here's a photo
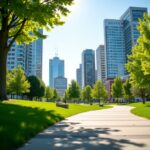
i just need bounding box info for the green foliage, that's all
[126,14,150,89]
[45,86,53,101]
[81,85,92,103]
[7,65,30,95]
[123,79,133,101]
[0,100,112,149]
[67,80,80,100]
[111,76,123,101]
[53,89,60,100]
[92,80,108,104]
[27,76,45,99]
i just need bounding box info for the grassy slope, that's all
[128,102,150,119]
[0,100,112,150]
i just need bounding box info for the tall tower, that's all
[49,56,64,88]
[76,64,82,88]
[96,45,106,81]
[104,19,125,79]
[82,49,95,88]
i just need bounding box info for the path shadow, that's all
[22,121,146,150]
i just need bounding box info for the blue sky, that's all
[43,0,150,86]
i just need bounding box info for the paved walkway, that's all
[19,106,150,150]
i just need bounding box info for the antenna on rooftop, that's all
[55,48,58,57]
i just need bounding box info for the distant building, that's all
[96,45,106,81]
[104,19,125,78]
[76,64,82,88]
[82,49,95,88]
[54,76,67,97]
[49,56,64,88]
[7,29,43,79]
[104,7,147,78]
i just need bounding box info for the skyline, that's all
[43,0,150,85]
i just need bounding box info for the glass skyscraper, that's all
[76,64,82,88]
[82,49,95,88]
[49,57,64,88]
[104,7,147,79]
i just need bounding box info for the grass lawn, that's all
[0,100,112,150]
[128,102,150,119]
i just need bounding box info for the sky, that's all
[43,0,150,86]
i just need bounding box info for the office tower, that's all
[82,49,95,88]
[104,7,147,79]
[7,29,43,79]
[49,56,64,88]
[96,45,106,81]
[7,43,26,71]
[54,77,67,97]
[121,7,147,64]
[76,64,82,88]
[104,19,125,78]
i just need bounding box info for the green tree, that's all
[45,86,53,101]
[0,0,74,100]
[126,14,150,104]
[81,85,92,104]
[123,79,133,102]
[92,80,108,105]
[27,76,45,100]
[67,80,80,100]
[7,65,30,97]
[53,89,60,101]
[111,76,123,103]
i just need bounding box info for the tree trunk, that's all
[0,50,8,101]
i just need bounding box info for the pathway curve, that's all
[19,106,150,150]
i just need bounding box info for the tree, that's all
[0,0,74,100]
[81,85,92,104]
[92,80,108,105]
[7,65,30,97]
[53,89,60,101]
[123,79,133,102]
[67,80,80,100]
[27,76,45,100]
[45,86,53,101]
[111,76,123,103]
[126,14,150,104]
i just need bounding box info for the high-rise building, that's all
[82,49,95,88]
[76,64,82,88]
[7,29,43,79]
[121,7,147,64]
[104,19,125,78]
[49,56,64,88]
[104,7,147,79]
[96,45,106,81]
[54,76,67,97]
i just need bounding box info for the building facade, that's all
[76,64,82,88]
[82,49,95,88]
[54,77,67,97]
[7,29,43,79]
[96,45,106,81]
[104,7,147,79]
[49,57,64,88]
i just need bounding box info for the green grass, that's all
[128,102,150,119]
[0,100,112,150]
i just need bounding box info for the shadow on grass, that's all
[20,121,146,150]
[0,102,64,150]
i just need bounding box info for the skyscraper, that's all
[96,45,106,81]
[7,29,43,79]
[104,7,147,79]
[82,49,95,88]
[76,64,82,88]
[49,56,64,88]
[121,7,147,64]
[104,19,125,78]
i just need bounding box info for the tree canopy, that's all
[0,0,74,100]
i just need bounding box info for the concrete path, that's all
[19,106,150,150]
